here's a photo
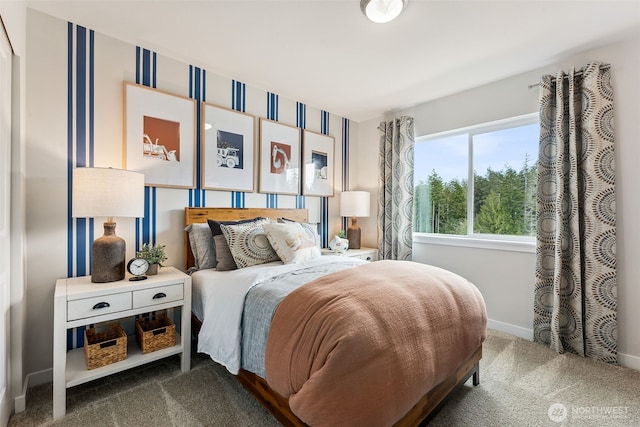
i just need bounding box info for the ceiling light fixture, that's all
[360,0,407,24]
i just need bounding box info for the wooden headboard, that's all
[184,207,308,270]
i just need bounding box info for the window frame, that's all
[413,112,538,253]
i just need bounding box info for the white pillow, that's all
[277,218,321,249]
[220,219,280,268]
[263,222,321,264]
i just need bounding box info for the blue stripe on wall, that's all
[152,52,157,88]
[296,102,306,209]
[67,22,74,277]
[189,65,206,207]
[267,92,279,122]
[319,111,331,246]
[142,48,151,87]
[231,80,247,207]
[265,92,279,208]
[67,23,95,347]
[89,30,95,167]
[342,117,350,232]
[135,46,159,246]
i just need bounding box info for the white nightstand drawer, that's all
[359,252,378,262]
[67,292,132,321]
[133,283,183,309]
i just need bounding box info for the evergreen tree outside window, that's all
[413,114,538,239]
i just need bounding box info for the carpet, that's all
[9,329,640,426]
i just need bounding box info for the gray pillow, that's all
[184,223,216,270]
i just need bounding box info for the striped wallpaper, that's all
[65,18,350,311]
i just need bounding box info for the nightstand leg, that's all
[53,297,67,419]
[180,283,192,373]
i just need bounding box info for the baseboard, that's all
[618,352,640,371]
[487,319,640,371]
[14,368,52,414]
[13,377,28,413]
[28,368,52,388]
[487,318,533,341]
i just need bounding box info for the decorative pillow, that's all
[184,223,215,270]
[220,219,280,268]
[264,222,321,264]
[277,217,321,249]
[208,217,262,271]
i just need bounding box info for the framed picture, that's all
[258,118,301,195]
[123,82,196,188]
[202,103,256,192]
[302,130,335,196]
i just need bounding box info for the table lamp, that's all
[340,191,370,249]
[72,167,145,283]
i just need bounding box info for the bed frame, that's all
[185,207,482,426]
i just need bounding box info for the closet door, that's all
[0,19,12,426]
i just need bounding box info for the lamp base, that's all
[91,222,126,283]
[346,218,362,249]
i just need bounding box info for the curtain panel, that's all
[378,116,414,260]
[533,63,617,364]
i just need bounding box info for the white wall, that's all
[356,34,640,369]
[1,0,29,413]
[24,9,354,381]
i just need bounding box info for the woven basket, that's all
[84,324,127,370]
[135,314,176,354]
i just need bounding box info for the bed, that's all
[185,207,487,426]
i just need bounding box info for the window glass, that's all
[414,134,467,234]
[413,115,538,239]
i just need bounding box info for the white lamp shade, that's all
[72,167,145,219]
[361,0,407,23]
[340,191,371,218]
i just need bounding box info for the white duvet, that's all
[192,256,361,374]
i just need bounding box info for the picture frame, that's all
[123,82,196,188]
[202,103,256,192]
[302,130,335,197]
[258,118,301,195]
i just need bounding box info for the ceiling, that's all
[27,0,640,123]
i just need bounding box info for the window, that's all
[413,114,539,242]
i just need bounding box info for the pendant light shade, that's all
[360,0,408,23]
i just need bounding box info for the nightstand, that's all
[52,266,191,419]
[321,247,378,262]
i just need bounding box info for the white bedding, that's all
[192,255,362,374]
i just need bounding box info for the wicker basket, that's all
[84,324,127,370]
[135,314,176,354]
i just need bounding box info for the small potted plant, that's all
[137,243,167,275]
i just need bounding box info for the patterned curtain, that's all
[378,116,414,260]
[533,63,617,364]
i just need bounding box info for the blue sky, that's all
[414,123,539,184]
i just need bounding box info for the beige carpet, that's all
[9,329,640,426]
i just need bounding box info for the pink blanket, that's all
[264,260,487,426]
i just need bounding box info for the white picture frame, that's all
[258,118,301,195]
[302,130,335,197]
[202,103,256,192]
[123,82,196,188]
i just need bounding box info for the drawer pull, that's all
[153,292,167,299]
[92,302,110,310]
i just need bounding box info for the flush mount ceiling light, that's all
[360,0,408,23]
